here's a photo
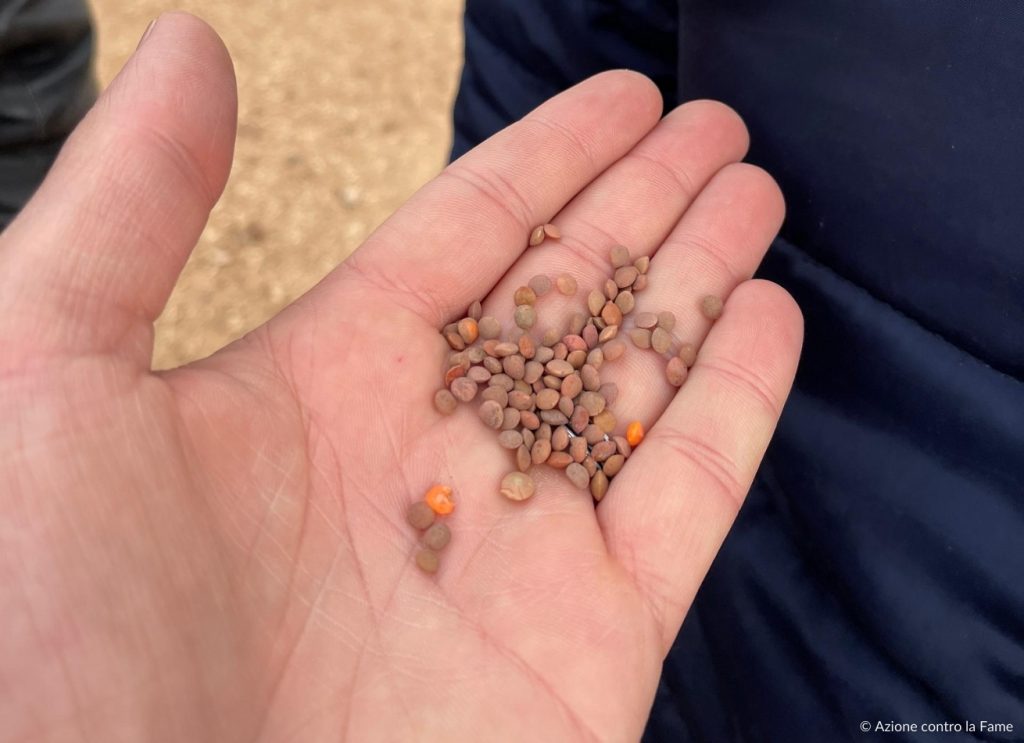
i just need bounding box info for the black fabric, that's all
[0,0,95,229]
[452,2,1024,741]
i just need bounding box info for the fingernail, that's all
[137,17,159,50]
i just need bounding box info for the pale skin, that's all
[0,13,802,743]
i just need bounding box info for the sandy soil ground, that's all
[91,0,465,369]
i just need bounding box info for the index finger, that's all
[328,71,664,327]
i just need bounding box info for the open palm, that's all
[0,14,801,742]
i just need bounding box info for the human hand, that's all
[0,13,801,742]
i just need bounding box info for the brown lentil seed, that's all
[500,471,536,501]
[494,341,518,357]
[529,274,552,296]
[615,290,635,315]
[529,225,546,246]
[536,388,560,410]
[604,278,619,301]
[483,356,503,374]
[614,266,639,288]
[570,405,589,433]
[563,334,587,353]
[666,356,688,387]
[701,294,724,320]
[587,289,605,317]
[516,445,532,472]
[548,451,573,468]
[538,423,552,440]
[604,339,626,361]
[586,348,604,369]
[468,300,482,320]
[481,385,508,406]
[513,379,531,394]
[629,328,652,349]
[458,318,479,344]
[590,470,609,501]
[593,316,607,331]
[543,374,562,389]
[546,359,574,377]
[582,323,599,349]
[583,424,605,445]
[556,274,578,295]
[523,360,543,385]
[503,354,526,380]
[539,410,568,425]
[541,327,561,347]
[599,382,619,406]
[551,426,570,451]
[614,435,632,457]
[553,342,568,360]
[522,428,535,450]
[599,324,619,342]
[591,439,617,462]
[581,364,601,392]
[593,409,617,433]
[565,462,590,490]
[534,345,555,364]
[651,327,672,354]
[499,430,523,449]
[531,438,552,464]
[634,255,650,273]
[603,454,625,477]
[467,346,486,363]
[558,395,575,417]
[416,549,440,574]
[635,312,658,329]
[406,501,436,530]
[632,274,648,292]
[507,390,532,410]
[423,522,451,551]
[567,349,587,369]
[543,223,561,239]
[450,377,478,402]
[514,305,537,329]
[583,456,598,477]
[657,310,676,331]
[678,343,697,367]
[490,373,514,391]
[478,400,504,429]
[520,409,542,429]
[478,316,500,339]
[467,366,491,384]
[444,330,465,350]
[514,286,537,306]
[501,407,521,430]
[518,334,536,359]
[570,435,588,462]
[569,312,587,336]
[601,301,623,327]
[610,245,631,268]
[560,374,582,399]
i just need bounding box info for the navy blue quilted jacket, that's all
[453,2,1024,741]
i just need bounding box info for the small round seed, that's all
[444,364,466,387]
[529,225,546,246]
[513,379,531,394]
[478,400,504,429]
[567,349,587,369]
[494,341,518,357]
[579,391,606,416]
[416,549,440,574]
[556,274,578,295]
[626,421,645,446]
[599,382,619,406]
[701,295,724,320]
[553,342,568,360]
[651,327,671,354]
[657,310,676,331]
[457,318,479,344]
[603,454,625,477]
[629,328,652,349]
[634,255,650,273]
[580,365,601,392]
[635,312,658,329]
[603,339,626,361]
[591,440,617,462]
[529,275,552,296]
[583,456,598,477]
[593,410,617,433]
[499,430,524,449]
[539,409,568,425]
[601,301,623,327]
[590,470,609,502]
[531,438,552,464]
[543,223,561,239]
[522,428,536,450]
[615,290,635,315]
[423,522,451,550]
[561,373,583,399]
[551,426,570,451]
[503,354,526,380]
[523,360,544,384]
[500,471,536,501]
[468,300,482,320]
[406,501,436,530]
[583,424,605,445]
[467,346,486,363]
[548,451,573,468]
[568,313,587,336]
[483,356,503,373]
[520,410,541,429]
[598,324,619,342]
[489,373,514,391]
[678,343,697,367]
[582,323,599,349]
[614,435,632,457]
[514,286,537,306]
[563,334,587,353]
[565,462,590,490]
[610,245,631,268]
[604,278,618,301]
[614,266,639,288]
[586,348,604,369]
[543,374,562,389]
[537,423,552,440]
[516,444,532,472]
[536,388,560,410]
[508,390,533,410]
[478,316,501,339]
[481,386,508,406]
[450,377,478,402]
[434,388,458,414]
[518,334,536,359]
[570,405,589,433]
[558,395,574,417]
[501,407,520,430]
[515,305,537,329]
[570,435,588,462]
[587,289,605,317]
[444,330,465,350]
[632,274,648,292]
[545,359,574,378]
[666,356,688,387]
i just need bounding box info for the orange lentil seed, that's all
[626,421,645,447]
[424,484,455,515]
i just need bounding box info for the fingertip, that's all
[587,69,663,124]
[672,99,750,160]
[723,278,805,360]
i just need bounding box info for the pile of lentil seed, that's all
[428,227,722,524]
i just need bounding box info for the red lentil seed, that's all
[479,400,504,429]
[556,274,578,295]
[566,462,590,490]
[678,343,697,367]
[529,274,552,296]
[626,421,645,446]
[590,470,609,501]
[603,454,625,477]
[494,341,518,357]
[523,360,544,384]
[514,286,537,306]
[603,339,626,360]
[651,327,672,354]
[701,294,724,320]
[629,328,652,349]
[529,225,546,246]
[458,318,479,344]
[610,245,631,267]
[543,223,561,239]
[500,471,536,501]
[546,359,574,377]
[507,390,532,410]
[666,356,688,387]
[423,522,451,550]
[587,289,605,316]
[538,423,552,440]
[503,355,526,380]
[416,549,440,573]
[543,374,562,389]
[406,501,436,530]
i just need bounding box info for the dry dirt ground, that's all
[91,0,465,369]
